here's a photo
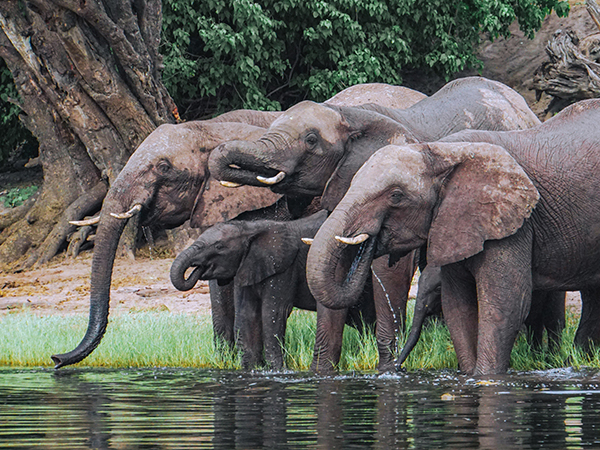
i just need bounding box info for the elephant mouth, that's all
[334,234,377,287]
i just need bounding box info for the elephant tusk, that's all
[220,180,242,188]
[335,233,369,245]
[110,203,142,220]
[301,238,313,245]
[257,171,285,185]
[228,164,242,169]
[69,215,100,226]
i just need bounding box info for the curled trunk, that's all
[208,140,279,187]
[170,246,202,291]
[307,206,377,310]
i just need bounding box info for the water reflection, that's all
[1,368,600,448]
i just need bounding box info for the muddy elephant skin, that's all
[308,99,600,375]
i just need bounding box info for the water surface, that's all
[1,367,600,449]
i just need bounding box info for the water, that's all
[2,367,600,449]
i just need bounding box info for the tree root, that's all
[24,181,108,268]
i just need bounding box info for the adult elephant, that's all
[307,99,600,375]
[51,84,426,369]
[51,121,281,369]
[209,76,540,371]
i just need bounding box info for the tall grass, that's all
[0,303,597,371]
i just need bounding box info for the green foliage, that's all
[0,61,38,168]
[161,0,569,117]
[1,186,38,208]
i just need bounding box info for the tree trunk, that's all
[0,0,177,269]
[532,0,600,115]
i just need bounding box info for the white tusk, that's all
[110,203,142,220]
[257,171,285,185]
[220,180,242,188]
[229,164,242,169]
[69,215,100,226]
[301,238,313,245]
[335,233,369,245]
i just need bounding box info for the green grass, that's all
[0,303,597,372]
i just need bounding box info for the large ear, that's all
[236,227,300,286]
[321,110,416,211]
[190,175,281,229]
[425,142,539,266]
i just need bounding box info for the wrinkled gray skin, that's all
[308,99,600,375]
[170,211,375,370]
[51,120,281,368]
[396,266,566,369]
[51,84,424,369]
[209,76,540,371]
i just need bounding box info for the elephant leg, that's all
[470,235,533,375]
[311,303,347,374]
[261,279,296,370]
[371,252,417,372]
[575,287,600,351]
[234,285,265,369]
[441,263,479,374]
[543,291,566,352]
[210,280,235,348]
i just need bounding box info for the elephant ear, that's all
[425,142,539,267]
[236,227,300,287]
[190,175,281,229]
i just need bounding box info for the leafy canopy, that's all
[161,0,569,117]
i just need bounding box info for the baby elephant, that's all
[170,211,372,370]
[396,265,566,369]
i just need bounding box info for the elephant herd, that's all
[52,77,600,376]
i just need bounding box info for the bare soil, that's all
[0,252,212,316]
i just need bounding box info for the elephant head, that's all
[306,142,539,310]
[51,121,280,368]
[170,212,325,291]
[209,101,416,198]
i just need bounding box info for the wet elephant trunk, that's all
[51,201,127,368]
[307,201,378,310]
[208,140,283,187]
[170,245,202,291]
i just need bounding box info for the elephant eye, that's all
[214,242,225,251]
[157,160,172,174]
[390,189,403,205]
[305,133,318,147]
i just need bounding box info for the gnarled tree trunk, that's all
[0,0,177,269]
[533,0,600,115]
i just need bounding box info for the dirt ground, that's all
[0,252,212,316]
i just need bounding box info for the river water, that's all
[1,367,600,449]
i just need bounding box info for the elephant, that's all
[51,120,282,369]
[396,266,566,369]
[306,98,600,375]
[208,76,541,371]
[51,83,426,369]
[169,210,375,370]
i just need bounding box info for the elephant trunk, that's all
[51,201,128,368]
[208,140,284,188]
[170,246,203,291]
[307,200,378,310]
